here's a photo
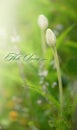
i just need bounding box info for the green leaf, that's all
[26,79,59,108]
[57,24,75,48]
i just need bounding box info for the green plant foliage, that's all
[0,0,77,130]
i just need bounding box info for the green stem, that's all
[41,30,46,56]
[52,47,63,117]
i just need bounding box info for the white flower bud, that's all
[38,14,48,30]
[46,28,56,47]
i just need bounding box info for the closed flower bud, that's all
[38,14,48,30]
[46,28,56,47]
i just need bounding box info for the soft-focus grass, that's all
[0,0,77,130]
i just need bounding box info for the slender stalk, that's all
[41,30,46,56]
[52,47,63,117]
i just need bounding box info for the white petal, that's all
[46,28,56,47]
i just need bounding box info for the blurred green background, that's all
[0,0,77,130]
